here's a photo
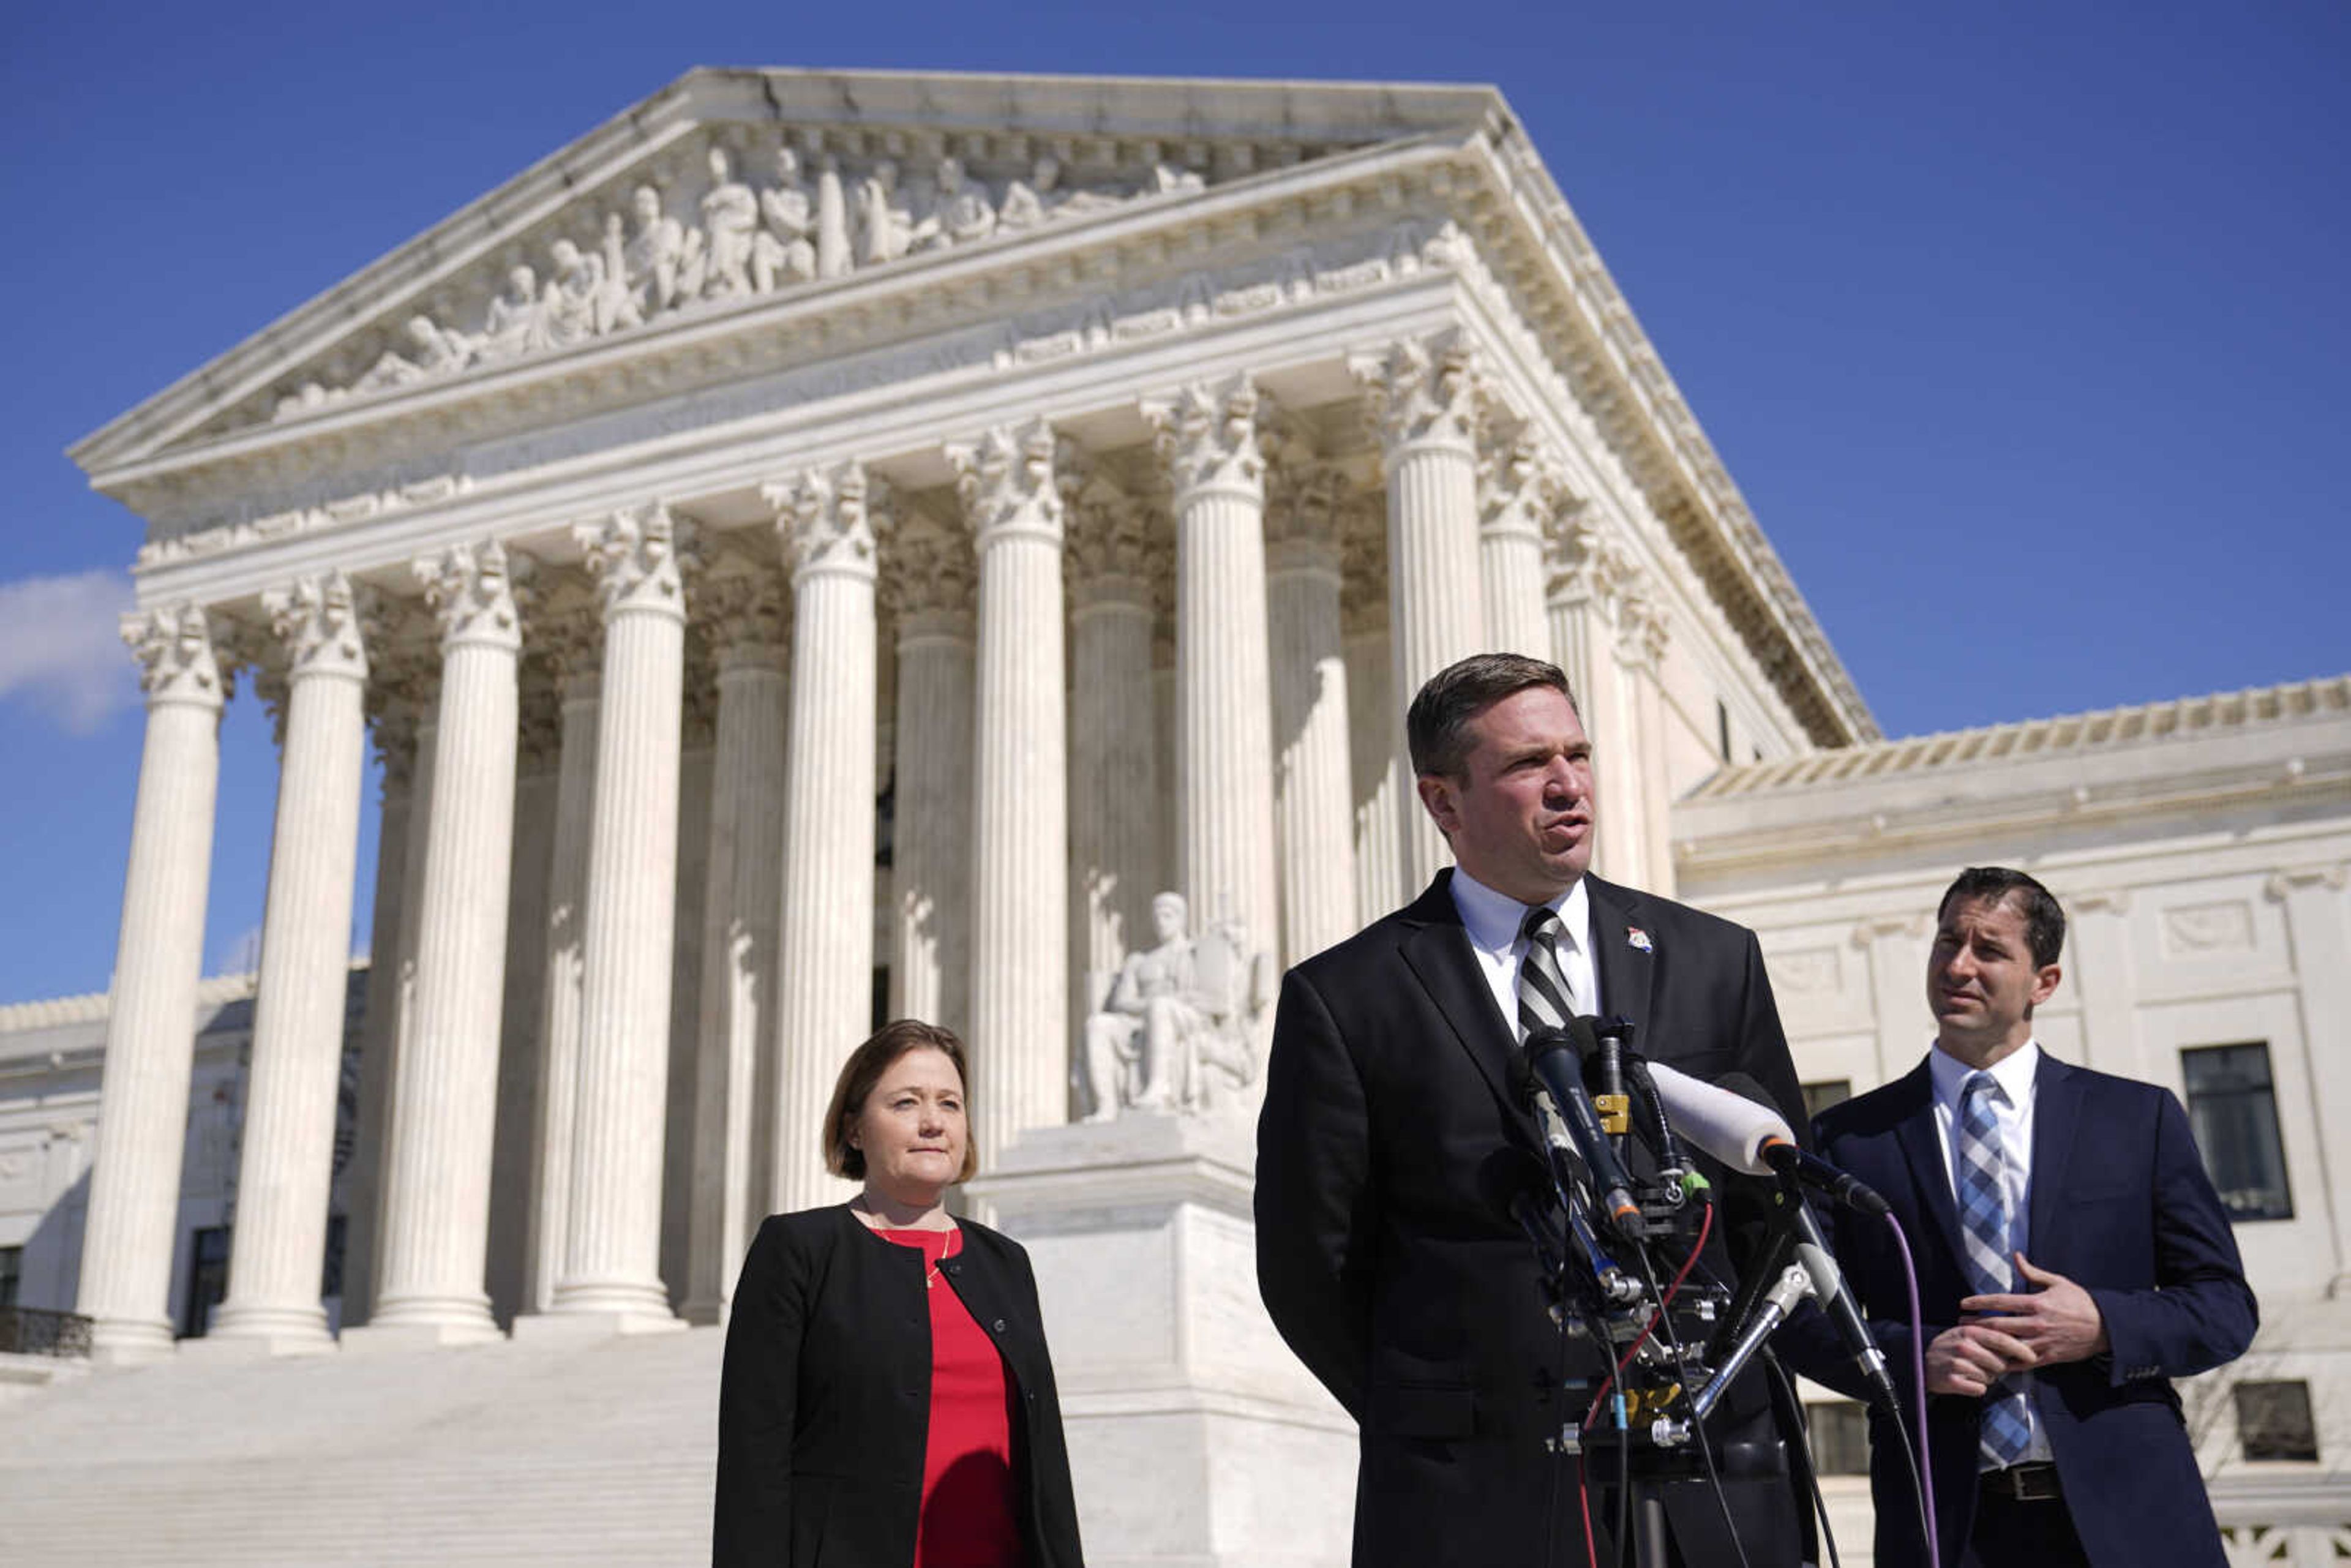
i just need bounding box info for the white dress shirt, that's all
[1927,1038,2053,1466]
[1449,869,1599,1039]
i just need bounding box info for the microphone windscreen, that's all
[1646,1062,1795,1174]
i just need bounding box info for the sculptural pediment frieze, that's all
[236,124,1314,439]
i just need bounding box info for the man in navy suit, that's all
[1790,867,2257,1567]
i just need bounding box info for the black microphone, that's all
[1761,1140,1892,1218]
[1780,1180,1900,1411]
[1523,1021,1646,1241]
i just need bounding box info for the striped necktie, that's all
[1957,1070,2032,1467]
[1517,904,1579,1037]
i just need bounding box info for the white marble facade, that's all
[54,69,1872,1365]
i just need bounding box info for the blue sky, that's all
[2,2,2345,1002]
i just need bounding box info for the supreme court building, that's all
[4,69,2347,1567]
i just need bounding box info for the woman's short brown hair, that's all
[822,1019,979,1184]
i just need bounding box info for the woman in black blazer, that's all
[714,1019,1084,1568]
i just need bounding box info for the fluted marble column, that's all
[487,688,561,1327]
[767,463,883,1214]
[887,517,978,1035]
[539,505,694,1330]
[1145,378,1279,967]
[1062,462,1161,1065]
[520,615,598,1316]
[1616,589,1674,897]
[80,603,227,1363]
[356,541,527,1346]
[342,658,437,1330]
[1542,509,1640,883]
[1267,463,1355,967]
[951,422,1068,1163]
[1341,495,1403,925]
[1353,332,1484,887]
[1478,431,1562,660]
[684,571,788,1325]
[212,574,373,1353]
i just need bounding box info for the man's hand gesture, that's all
[1960,1252,2110,1368]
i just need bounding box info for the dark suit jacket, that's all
[1787,1054,2257,1567]
[714,1204,1085,1568]
[1254,870,1813,1567]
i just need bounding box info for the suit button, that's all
[992,1318,1007,1334]
[947,1262,962,1275]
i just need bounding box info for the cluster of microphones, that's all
[1509,1016,1902,1447]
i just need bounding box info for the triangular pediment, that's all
[72,68,1505,475]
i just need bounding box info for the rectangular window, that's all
[1802,1080,1853,1122]
[2235,1379,2319,1463]
[182,1226,231,1338]
[2181,1043,2293,1221]
[1715,699,1732,762]
[0,1244,21,1310]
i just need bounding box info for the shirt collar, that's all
[1450,867,1590,957]
[1929,1037,2042,1111]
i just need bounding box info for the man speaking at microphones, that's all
[1253,653,1813,1567]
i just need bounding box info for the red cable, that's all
[1582,1199,1715,1431]
[1576,1450,1600,1568]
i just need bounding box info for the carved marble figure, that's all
[479,264,546,359]
[690,145,768,300]
[757,146,820,287]
[855,159,913,267]
[611,183,686,319]
[1078,891,1269,1120]
[912,157,996,252]
[353,315,471,394]
[542,239,608,345]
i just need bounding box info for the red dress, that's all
[876,1227,1024,1568]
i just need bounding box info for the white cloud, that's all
[0,569,139,735]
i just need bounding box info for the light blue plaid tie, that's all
[1957,1070,2032,1466]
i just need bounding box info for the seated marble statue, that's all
[1078,892,1269,1122]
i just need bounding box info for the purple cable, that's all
[1884,1210,1940,1568]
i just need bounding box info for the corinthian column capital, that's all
[576,503,699,623]
[882,514,978,628]
[1351,330,1482,457]
[1541,507,1629,613]
[697,565,789,658]
[120,601,226,709]
[948,420,1063,549]
[262,570,376,683]
[1061,460,1155,594]
[767,462,888,582]
[1480,432,1577,547]
[1265,460,1350,576]
[1142,375,1264,507]
[414,539,531,653]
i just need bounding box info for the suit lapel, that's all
[1889,1061,1969,1273]
[1584,876,1656,1046]
[2027,1052,2083,1262]
[1395,873,1539,1143]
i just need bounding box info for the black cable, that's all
[1760,1351,1840,1568]
[1887,1378,1935,1564]
[1633,1245,1752,1568]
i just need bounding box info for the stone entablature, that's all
[1673,674,2351,882]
